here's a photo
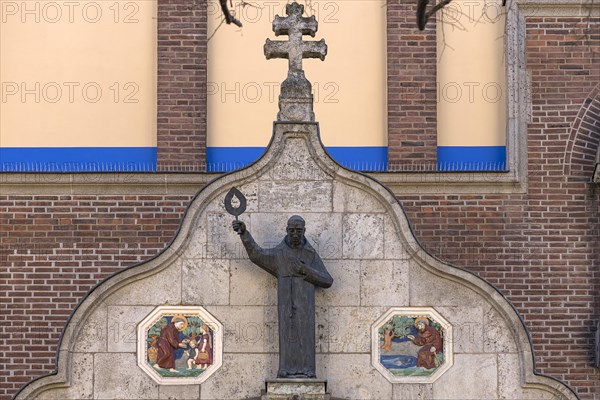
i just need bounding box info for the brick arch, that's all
[597,136,600,164]
[563,84,600,178]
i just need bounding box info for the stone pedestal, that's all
[277,70,316,122]
[261,379,330,400]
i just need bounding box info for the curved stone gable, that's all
[15,123,577,400]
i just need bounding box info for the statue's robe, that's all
[240,231,333,378]
[411,325,443,369]
[156,323,181,369]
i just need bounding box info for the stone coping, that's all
[0,170,525,195]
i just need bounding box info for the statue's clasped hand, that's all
[232,220,246,235]
[293,258,308,276]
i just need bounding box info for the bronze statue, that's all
[232,215,333,378]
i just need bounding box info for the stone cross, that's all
[264,2,327,72]
[263,2,327,122]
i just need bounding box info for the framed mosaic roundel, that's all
[137,306,223,385]
[371,307,453,383]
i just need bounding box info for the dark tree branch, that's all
[417,0,453,30]
[219,0,242,27]
[417,0,507,30]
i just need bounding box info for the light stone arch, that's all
[15,123,578,400]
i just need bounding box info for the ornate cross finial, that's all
[263,2,327,122]
[265,2,327,72]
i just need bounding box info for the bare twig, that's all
[437,7,456,63]
[239,0,262,10]
[208,17,226,42]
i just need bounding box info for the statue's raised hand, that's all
[232,220,246,235]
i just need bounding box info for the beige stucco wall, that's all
[0,0,157,147]
[207,0,388,148]
[1,0,507,151]
[436,0,507,147]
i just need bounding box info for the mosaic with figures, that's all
[372,308,453,383]
[137,306,222,385]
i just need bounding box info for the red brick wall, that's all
[157,0,207,171]
[387,2,438,168]
[0,195,193,399]
[398,16,600,398]
[1,13,599,400]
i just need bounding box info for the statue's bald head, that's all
[286,215,306,248]
[287,215,305,227]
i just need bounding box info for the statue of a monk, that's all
[232,215,333,378]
